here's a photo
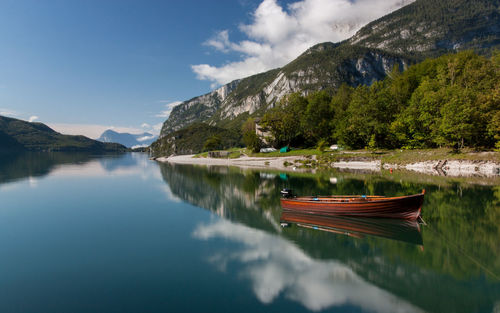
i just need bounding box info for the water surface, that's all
[0,152,498,313]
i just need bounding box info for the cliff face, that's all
[161,44,411,136]
[213,46,410,122]
[160,79,240,137]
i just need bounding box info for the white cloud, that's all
[28,115,39,122]
[141,122,163,136]
[156,101,183,118]
[131,144,148,149]
[0,108,19,117]
[152,123,163,133]
[204,30,232,53]
[136,135,155,142]
[192,0,414,85]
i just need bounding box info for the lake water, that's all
[0,152,498,313]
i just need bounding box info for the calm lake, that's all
[0,152,498,313]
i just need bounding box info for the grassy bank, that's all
[196,147,499,166]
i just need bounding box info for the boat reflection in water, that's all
[280,211,423,246]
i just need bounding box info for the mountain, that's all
[97,129,157,148]
[162,79,240,135]
[349,0,500,57]
[0,115,127,153]
[160,44,411,138]
[153,0,500,155]
[0,129,25,152]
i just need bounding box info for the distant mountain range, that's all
[97,129,157,148]
[152,0,500,156]
[0,115,127,153]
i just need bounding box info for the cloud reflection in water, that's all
[194,219,424,312]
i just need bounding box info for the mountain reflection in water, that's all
[0,152,152,186]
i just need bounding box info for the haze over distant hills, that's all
[97,129,157,148]
[151,0,500,156]
[0,115,127,153]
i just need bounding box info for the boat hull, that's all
[280,193,424,220]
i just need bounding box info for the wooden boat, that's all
[280,189,425,220]
[280,211,423,245]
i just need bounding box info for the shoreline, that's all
[155,154,500,178]
[156,154,313,171]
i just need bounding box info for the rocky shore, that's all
[382,160,500,177]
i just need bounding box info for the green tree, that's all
[330,84,353,143]
[203,135,222,151]
[242,118,262,153]
[392,78,442,148]
[302,91,333,145]
[261,93,307,147]
[484,85,500,150]
[335,85,372,148]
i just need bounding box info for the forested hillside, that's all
[0,116,127,152]
[260,51,500,150]
[150,123,241,156]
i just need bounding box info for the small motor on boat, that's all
[280,189,294,198]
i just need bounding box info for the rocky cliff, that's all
[161,44,410,137]
[160,79,240,137]
[213,44,410,123]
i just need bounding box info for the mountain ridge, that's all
[0,115,127,153]
[349,0,500,57]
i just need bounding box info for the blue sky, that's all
[0,0,411,138]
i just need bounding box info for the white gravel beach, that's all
[156,154,313,171]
